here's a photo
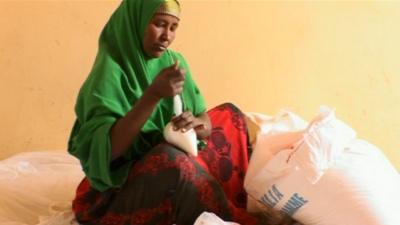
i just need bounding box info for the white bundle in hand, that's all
[164,95,198,156]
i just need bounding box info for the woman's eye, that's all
[171,25,178,32]
[154,21,165,27]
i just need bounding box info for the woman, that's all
[68,0,288,224]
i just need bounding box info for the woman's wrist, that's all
[143,85,162,104]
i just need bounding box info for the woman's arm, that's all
[110,88,160,160]
[110,61,185,160]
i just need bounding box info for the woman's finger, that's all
[173,87,183,95]
[173,60,180,70]
[181,121,195,133]
[169,70,185,82]
[173,115,190,130]
[194,124,206,131]
[172,80,185,88]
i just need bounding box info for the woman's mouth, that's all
[154,44,166,52]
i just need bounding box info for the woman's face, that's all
[143,14,179,58]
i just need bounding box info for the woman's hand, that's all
[147,60,186,99]
[171,111,211,139]
[171,111,200,132]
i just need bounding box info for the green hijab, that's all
[68,0,206,191]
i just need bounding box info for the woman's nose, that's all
[161,29,173,42]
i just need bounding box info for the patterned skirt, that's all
[72,103,261,225]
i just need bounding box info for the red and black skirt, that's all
[72,103,260,225]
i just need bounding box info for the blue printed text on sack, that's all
[258,185,308,216]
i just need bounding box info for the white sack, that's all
[245,107,400,225]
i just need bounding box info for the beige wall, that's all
[1,1,399,169]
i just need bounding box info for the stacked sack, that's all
[244,107,400,225]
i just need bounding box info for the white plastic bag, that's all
[0,151,83,225]
[193,212,240,225]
